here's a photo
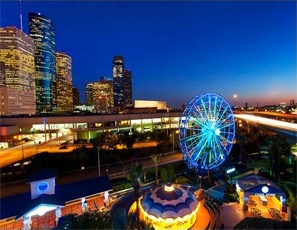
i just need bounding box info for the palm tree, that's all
[127,162,143,184]
[127,162,143,229]
[150,154,162,185]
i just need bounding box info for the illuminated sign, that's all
[37,181,49,192]
[261,186,269,193]
[255,193,275,197]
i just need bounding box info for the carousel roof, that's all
[141,183,198,219]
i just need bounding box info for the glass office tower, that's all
[29,13,56,114]
[56,52,73,113]
[113,56,124,110]
[0,27,36,115]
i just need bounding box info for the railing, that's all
[201,189,221,230]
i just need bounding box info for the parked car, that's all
[59,145,69,149]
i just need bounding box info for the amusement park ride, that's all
[178,92,236,182]
[137,93,236,230]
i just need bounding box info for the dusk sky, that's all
[1,0,296,108]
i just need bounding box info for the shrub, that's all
[176,176,188,184]
[160,167,168,183]
[167,164,176,182]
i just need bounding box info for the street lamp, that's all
[19,130,24,174]
[226,167,235,184]
[233,94,237,108]
[172,130,179,152]
[97,147,101,177]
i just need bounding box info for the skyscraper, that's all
[29,13,56,114]
[113,56,124,110]
[72,87,80,106]
[123,69,132,107]
[56,52,73,113]
[86,76,113,113]
[0,26,36,115]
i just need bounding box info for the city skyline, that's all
[1,0,296,108]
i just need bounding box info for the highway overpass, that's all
[0,111,295,147]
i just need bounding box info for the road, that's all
[0,151,183,198]
[234,113,297,132]
[0,135,73,168]
[0,139,158,169]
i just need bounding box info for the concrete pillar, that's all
[55,207,62,226]
[81,197,87,212]
[23,216,31,230]
[48,123,51,140]
[104,191,109,207]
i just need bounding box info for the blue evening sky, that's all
[1,0,296,108]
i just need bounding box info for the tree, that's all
[127,162,143,184]
[93,131,119,150]
[59,210,110,229]
[150,154,162,185]
[112,208,154,230]
[156,131,170,153]
[160,167,168,183]
[236,133,249,162]
[166,164,176,182]
[127,162,142,229]
[93,132,106,149]
[120,131,137,149]
[287,190,297,221]
[250,126,259,142]
[268,135,288,183]
[105,132,120,150]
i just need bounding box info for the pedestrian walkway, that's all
[219,203,246,229]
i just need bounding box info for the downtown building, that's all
[0,27,36,115]
[72,87,80,106]
[123,69,132,107]
[113,56,132,111]
[86,76,114,113]
[29,13,57,114]
[56,52,73,113]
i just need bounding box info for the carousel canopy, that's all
[141,183,198,219]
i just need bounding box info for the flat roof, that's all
[1,175,112,220]
[236,174,284,194]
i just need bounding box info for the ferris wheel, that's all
[178,93,236,172]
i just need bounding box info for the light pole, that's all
[97,147,101,177]
[21,140,24,174]
[172,130,174,152]
[233,94,237,108]
[172,130,178,152]
[21,140,24,160]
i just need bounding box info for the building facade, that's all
[29,13,56,114]
[86,77,114,113]
[0,87,36,115]
[72,87,80,106]
[123,69,132,107]
[0,27,36,115]
[56,52,73,113]
[113,56,124,110]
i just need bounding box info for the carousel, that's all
[138,183,199,230]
